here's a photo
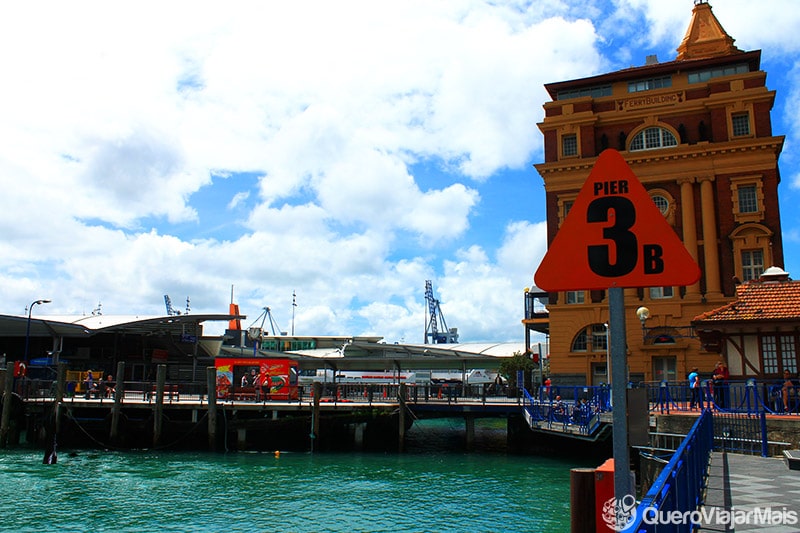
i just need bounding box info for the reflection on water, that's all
[3,419,590,532]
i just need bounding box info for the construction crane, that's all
[424,280,459,344]
[164,295,190,316]
[247,306,285,341]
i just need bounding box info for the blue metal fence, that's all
[538,378,798,417]
[522,388,603,435]
[625,409,714,533]
[641,378,798,415]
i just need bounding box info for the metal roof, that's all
[0,313,241,338]
[277,341,526,371]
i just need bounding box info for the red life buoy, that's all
[13,361,27,378]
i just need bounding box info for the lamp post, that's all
[636,306,650,341]
[24,299,51,364]
[604,322,610,385]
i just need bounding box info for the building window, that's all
[687,63,749,84]
[652,194,669,215]
[762,334,799,375]
[762,335,778,374]
[564,201,573,218]
[566,291,585,304]
[731,112,751,136]
[571,324,608,353]
[780,336,797,374]
[628,76,672,93]
[592,324,608,351]
[649,286,674,299]
[557,197,577,227]
[557,85,612,100]
[629,127,678,151]
[562,134,578,157]
[572,330,588,352]
[730,178,764,223]
[741,250,764,282]
[738,185,758,213]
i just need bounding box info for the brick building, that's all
[528,1,785,385]
[693,266,799,379]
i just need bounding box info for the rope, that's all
[63,408,210,451]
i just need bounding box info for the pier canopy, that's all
[0,313,239,338]
[272,339,526,372]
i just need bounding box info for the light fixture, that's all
[635,305,696,342]
[24,299,52,363]
[636,306,650,325]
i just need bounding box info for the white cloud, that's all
[0,0,798,344]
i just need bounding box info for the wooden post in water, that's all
[464,416,475,451]
[110,361,125,442]
[570,467,596,532]
[311,381,321,453]
[55,363,66,434]
[0,363,11,448]
[206,366,217,452]
[398,383,406,453]
[153,364,166,447]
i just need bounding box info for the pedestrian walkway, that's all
[698,451,800,532]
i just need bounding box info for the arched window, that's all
[571,324,608,353]
[629,127,678,151]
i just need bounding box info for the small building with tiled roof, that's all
[693,267,800,379]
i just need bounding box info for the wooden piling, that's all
[311,382,321,453]
[153,364,166,447]
[110,361,125,442]
[570,467,597,532]
[55,363,66,434]
[465,416,475,451]
[0,363,11,448]
[398,383,406,453]
[206,366,217,451]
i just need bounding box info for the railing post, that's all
[0,363,12,448]
[745,378,755,414]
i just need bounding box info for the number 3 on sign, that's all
[587,196,664,277]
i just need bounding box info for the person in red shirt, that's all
[712,361,729,408]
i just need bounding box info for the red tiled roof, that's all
[693,279,800,323]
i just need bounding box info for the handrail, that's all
[626,409,714,532]
[14,374,799,416]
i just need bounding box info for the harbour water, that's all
[3,419,594,532]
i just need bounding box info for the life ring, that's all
[13,361,27,378]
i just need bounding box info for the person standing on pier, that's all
[688,367,700,409]
[84,370,95,399]
[712,362,729,409]
[783,370,798,413]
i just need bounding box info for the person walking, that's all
[783,370,798,413]
[688,367,700,409]
[712,361,729,409]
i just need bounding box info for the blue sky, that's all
[1,1,799,343]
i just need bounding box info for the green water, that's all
[2,420,591,532]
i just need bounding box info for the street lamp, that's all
[24,299,52,363]
[604,322,610,384]
[636,306,651,340]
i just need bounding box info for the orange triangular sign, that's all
[535,149,701,291]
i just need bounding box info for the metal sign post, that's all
[608,287,631,501]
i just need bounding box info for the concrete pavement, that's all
[697,451,800,532]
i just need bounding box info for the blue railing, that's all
[537,378,797,417]
[522,388,602,435]
[625,409,714,532]
[642,378,799,415]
